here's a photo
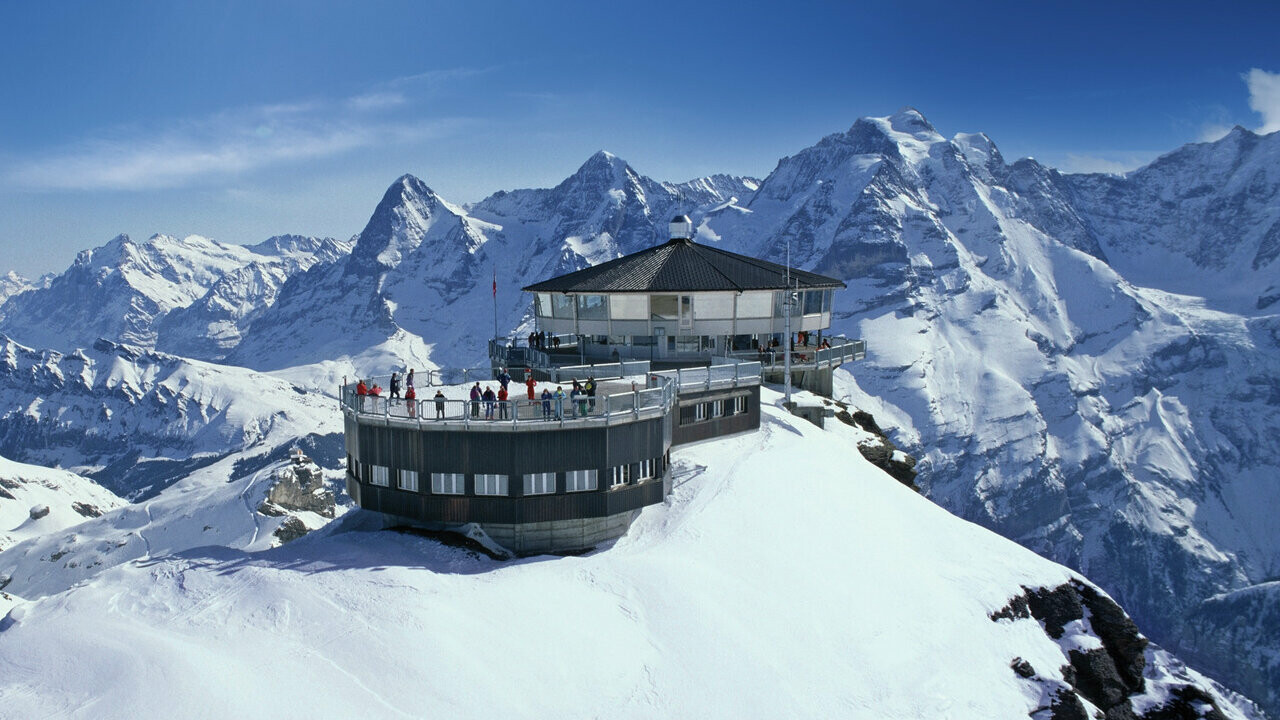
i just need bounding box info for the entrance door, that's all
[679,295,692,331]
[654,327,666,359]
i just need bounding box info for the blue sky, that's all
[2,1,1278,277]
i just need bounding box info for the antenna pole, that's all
[784,238,792,406]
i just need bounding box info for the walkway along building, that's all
[343,218,858,555]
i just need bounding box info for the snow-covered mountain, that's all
[0,389,1260,720]
[1,111,1277,714]
[0,334,338,500]
[0,271,52,306]
[694,109,1280,715]
[0,233,346,357]
[228,158,756,372]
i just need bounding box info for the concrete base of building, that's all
[380,509,643,557]
[762,366,833,397]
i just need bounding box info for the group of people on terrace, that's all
[527,331,560,350]
[353,366,605,423]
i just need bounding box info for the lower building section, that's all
[672,384,761,445]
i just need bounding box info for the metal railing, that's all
[341,376,677,431]
[547,360,650,383]
[725,336,866,370]
[649,361,763,392]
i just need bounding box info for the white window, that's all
[475,473,508,496]
[693,293,734,319]
[431,472,465,495]
[611,464,631,488]
[370,465,390,487]
[566,469,598,492]
[711,400,724,418]
[399,469,419,492]
[609,295,648,320]
[523,472,556,495]
[637,459,655,481]
[695,403,708,421]
[734,395,748,414]
[737,291,773,318]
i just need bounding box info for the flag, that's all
[492,268,497,297]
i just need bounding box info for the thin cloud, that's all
[1245,68,1280,134]
[1198,124,1233,143]
[6,87,461,192]
[346,91,407,112]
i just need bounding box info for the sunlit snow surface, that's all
[0,390,1256,719]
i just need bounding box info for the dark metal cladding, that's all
[521,238,846,294]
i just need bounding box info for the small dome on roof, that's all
[669,215,693,241]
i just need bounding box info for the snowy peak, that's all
[349,174,458,272]
[885,106,943,139]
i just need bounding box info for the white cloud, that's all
[1245,68,1280,134]
[1198,123,1233,143]
[346,91,406,112]
[6,82,465,191]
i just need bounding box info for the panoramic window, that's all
[475,473,508,496]
[551,294,575,319]
[431,472,465,495]
[566,469,598,492]
[609,294,648,320]
[398,469,419,492]
[804,289,823,315]
[535,293,553,318]
[523,472,555,495]
[737,291,772,318]
[651,294,678,320]
[576,294,607,321]
[693,293,734,319]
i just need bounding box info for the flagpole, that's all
[492,265,499,342]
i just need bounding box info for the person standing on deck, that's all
[525,372,537,400]
[389,372,401,400]
[497,367,511,394]
[434,390,446,419]
[497,386,509,419]
[470,383,482,418]
[406,368,415,393]
[405,386,416,418]
[541,388,553,419]
[585,376,597,412]
[553,386,566,420]
[482,386,496,419]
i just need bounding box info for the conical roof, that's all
[522,238,845,293]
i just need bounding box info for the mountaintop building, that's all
[343,217,863,556]
[523,216,846,362]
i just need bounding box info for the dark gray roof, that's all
[523,238,846,293]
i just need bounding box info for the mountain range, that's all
[0,109,1277,716]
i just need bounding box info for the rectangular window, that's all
[609,294,648,320]
[566,469,598,492]
[576,294,607,320]
[398,469,419,492]
[370,465,390,487]
[523,472,556,495]
[650,294,678,320]
[431,472,465,495]
[822,289,833,313]
[610,464,632,488]
[696,403,708,421]
[551,294,576,319]
[734,395,748,414]
[475,473,508,496]
[637,459,654,481]
[804,289,823,315]
[711,399,724,418]
[737,291,772,318]
[535,293,553,318]
[693,293,734,319]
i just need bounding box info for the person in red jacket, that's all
[370,384,382,396]
[497,386,509,419]
[405,385,417,418]
[525,372,537,400]
[356,380,368,396]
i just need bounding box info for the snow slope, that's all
[0,334,339,499]
[0,390,1257,719]
[0,456,125,553]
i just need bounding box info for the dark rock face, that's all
[830,405,919,490]
[271,516,309,544]
[70,502,101,518]
[992,580,1236,720]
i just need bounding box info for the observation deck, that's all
[341,361,762,554]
